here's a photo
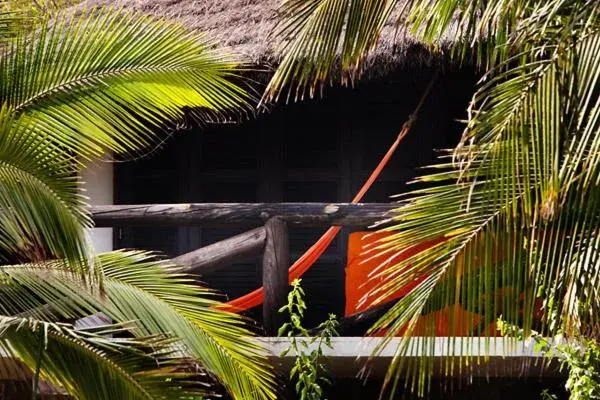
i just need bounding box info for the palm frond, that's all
[0,316,210,399]
[0,4,276,399]
[0,5,252,274]
[361,9,600,398]
[265,0,396,101]
[266,0,600,101]
[0,105,91,270]
[0,7,249,163]
[0,8,21,43]
[0,251,278,400]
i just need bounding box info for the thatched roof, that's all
[73,0,448,74]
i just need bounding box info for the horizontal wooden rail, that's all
[172,227,266,275]
[91,203,396,228]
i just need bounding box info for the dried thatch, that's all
[72,0,450,76]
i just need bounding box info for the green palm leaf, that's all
[267,0,600,397]
[0,105,90,268]
[0,6,277,398]
[0,317,210,399]
[0,9,18,43]
[0,7,251,267]
[0,251,278,400]
[0,7,249,162]
[363,5,600,398]
[265,0,396,101]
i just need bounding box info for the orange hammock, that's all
[222,77,437,312]
[223,124,411,311]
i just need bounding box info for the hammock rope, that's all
[222,76,438,312]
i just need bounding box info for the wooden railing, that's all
[91,203,395,334]
[91,202,395,228]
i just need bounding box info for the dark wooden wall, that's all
[114,66,476,328]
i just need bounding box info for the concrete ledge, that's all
[256,337,563,379]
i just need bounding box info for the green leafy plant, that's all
[278,279,339,400]
[557,340,600,400]
[499,319,600,400]
[0,6,276,399]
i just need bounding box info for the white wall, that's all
[81,161,114,253]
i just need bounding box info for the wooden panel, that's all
[199,227,262,318]
[199,128,258,170]
[360,180,407,203]
[282,100,339,170]
[124,227,180,257]
[288,227,339,253]
[199,182,258,202]
[283,181,338,202]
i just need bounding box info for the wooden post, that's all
[262,217,289,335]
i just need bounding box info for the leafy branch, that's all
[278,279,339,400]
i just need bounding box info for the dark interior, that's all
[323,377,567,399]
[114,66,477,328]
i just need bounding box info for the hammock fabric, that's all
[369,305,500,337]
[223,123,412,311]
[345,231,431,316]
[343,234,499,336]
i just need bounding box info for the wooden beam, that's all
[262,217,289,335]
[172,227,266,275]
[91,203,394,228]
